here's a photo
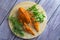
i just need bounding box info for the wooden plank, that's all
[46,5,60,40]
[0,0,60,40]
[0,0,17,25]
[39,0,60,21]
[0,18,15,40]
[0,0,17,40]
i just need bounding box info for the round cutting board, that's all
[8,1,47,39]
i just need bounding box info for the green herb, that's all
[35,12,45,23]
[8,17,24,36]
[27,5,37,11]
[27,5,45,23]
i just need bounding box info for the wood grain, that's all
[0,0,17,25]
[0,0,60,40]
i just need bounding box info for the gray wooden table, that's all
[0,0,60,40]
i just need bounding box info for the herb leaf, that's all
[8,17,24,36]
[27,5,45,23]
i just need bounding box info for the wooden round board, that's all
[8,1,47,39]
